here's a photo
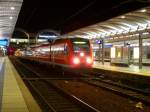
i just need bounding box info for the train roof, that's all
[29,37,90,49]
[53,37,89,41]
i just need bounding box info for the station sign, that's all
[0,39,8,46]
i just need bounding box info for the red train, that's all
[30,37,93,68]
[7,46,15,55]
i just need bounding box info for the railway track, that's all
[26,79,90,112]
[80,78,150,105]
[10,57,101,112]
[73,70,150,105]
[10,57,150,111]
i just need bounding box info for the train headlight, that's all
[86,57,92,64]
[73,57,80,64]
[80,52,84,57]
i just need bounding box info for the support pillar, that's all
[98,42,101,63]
[102,39,104,65]
[128,45,130,65]
[139,33,143,69]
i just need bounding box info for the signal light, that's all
[73,57,80,64]
[80,52,84,57]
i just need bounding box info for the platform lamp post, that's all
[139,32,143,69]
[126,42,130,66]
[35,29,60,61]
[137,26,143,69]
[125,28,132,66]
[97,36,104,65]
[101,38,104,65]
[98,37,101,63]
[98,40,101,63]
[21,31,30,56]
[14,28,30,56]
[26,32,30,47]
[24,32,30,56]
[15,28,30,47]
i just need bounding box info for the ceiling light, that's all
[10,7,15,10]
[140,9,146,12]
[9,17,13,19]
[121,16,125,19]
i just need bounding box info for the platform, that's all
[0,57,41,112]
[93,61,150,76]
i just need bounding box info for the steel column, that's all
[139,33,143,69]
[98,41,101,63]
[128,45,130,65]
[102,39,104,65]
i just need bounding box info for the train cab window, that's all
[72,40,90,53]
[64,44,68,55]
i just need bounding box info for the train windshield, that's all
[71,38,90,52]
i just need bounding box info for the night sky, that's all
[16,0,149,34]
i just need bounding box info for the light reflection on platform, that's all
[93,61,150,76]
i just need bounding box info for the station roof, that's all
[0,0,23,39]
[67,6,150,42]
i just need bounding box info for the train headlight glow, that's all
[73,57,80,64]
[86,57,92,64]
[80,52,84,57]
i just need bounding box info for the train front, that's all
[70,38,93,68]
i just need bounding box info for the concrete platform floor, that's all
[93,61,150,76]
[1,57,41,112]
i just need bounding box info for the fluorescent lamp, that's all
[140,9,146,12]
[133,47,139,59]
[10,7,15,10]
[9,17,13,19]
[111,47,116,58]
